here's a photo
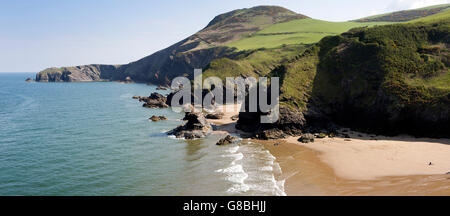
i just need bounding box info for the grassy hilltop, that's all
[227,19,392,50]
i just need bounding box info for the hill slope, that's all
[355,4,450,22]
[226,18,392,50]
[35,6,308,84]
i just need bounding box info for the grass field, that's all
[226,19,391,50]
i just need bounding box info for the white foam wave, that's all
[260,166,273,171]
[227,183,250,193]
[225,146,240,154]
[222,152,244,165]
[167,135,185,140]
[216,164,243,174]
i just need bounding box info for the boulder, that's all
[25,78,34,82]
[257,128,287,140]
[206,112,224,119]
[149,116,168,121]
[143,92,169,108]
[298,133,315,143]
[231,115,239,121]
[168,112,212,139]
[216,135,239,145]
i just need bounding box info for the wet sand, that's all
[264,138,450,195]
[207,105,450,195]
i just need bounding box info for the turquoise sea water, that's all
[0,73,285,196]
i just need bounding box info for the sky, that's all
[0,0,449,72]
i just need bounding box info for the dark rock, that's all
[446,172,450,175]
[206,112,224,119]
[143,92,169,108]
[132,96,141,100]
[237,105,305,139]
[156,86,168,90]
[341,133,351,138]
[149,116,167,121]
[25,78,33,82]
[148,92,166,102]
[344,139,352,141]
[257,128,287,140]
[231,115,239,121]
[298,133,315,143]
[216,135,239,145]
[168,112,212,139]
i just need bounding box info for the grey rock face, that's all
[36,65,125,82]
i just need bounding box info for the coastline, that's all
[207,104,450,196]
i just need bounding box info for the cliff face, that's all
[35,65,125,82]
[35,6,308,84]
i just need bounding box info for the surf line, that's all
[183,200,218,214]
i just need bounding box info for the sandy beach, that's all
[207,105,450,195]
[284,132,450,180]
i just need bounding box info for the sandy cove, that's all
[207,104,450,195]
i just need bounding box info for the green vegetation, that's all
[356,4,450,22]
[407,8,450,23]
[226,19,391,50]
[203,44,307,80]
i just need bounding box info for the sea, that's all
[0,73,285,196]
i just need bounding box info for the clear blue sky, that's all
[1,0,448,72]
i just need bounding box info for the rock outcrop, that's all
[216,135,239,145]
[298,133,315,143]
[149,116,168,121]
[205,112,224,119]
[36,65,125,82]
[142,93,169,108]
[237,106,306,139]
[168,112,212,139]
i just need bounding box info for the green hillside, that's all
[226,19,391,50]
[203,44,307,80]
[356,4,450,22]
